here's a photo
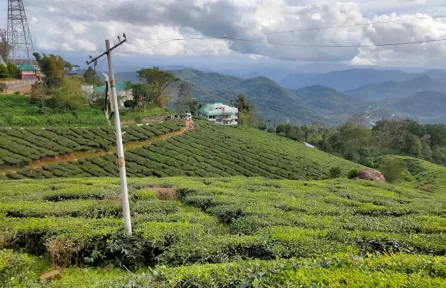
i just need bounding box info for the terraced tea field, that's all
[0,176,445,287]
[1,121,360,180]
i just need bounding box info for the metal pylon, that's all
[7,0,34,64]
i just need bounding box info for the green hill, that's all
[1,176,445,287]
[172,69,366,125]
[1,120,360,180]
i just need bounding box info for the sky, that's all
[2,0,446,73]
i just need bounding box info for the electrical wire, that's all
[122,36,446,55]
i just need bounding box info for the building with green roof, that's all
[198,102,238,126]
[18,63,38,80]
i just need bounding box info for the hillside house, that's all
[95,81,133,108]
[198,102,238,126]
[18,63,38,81]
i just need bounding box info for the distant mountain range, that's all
[346,75,446,101]
[279,68,446,91]
[104,67,446,125]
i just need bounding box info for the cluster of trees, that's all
[0,62,19,79]
[0,30,19,79]
[121,67,178,110]
[274,116,446,167]
[30,53,84,112]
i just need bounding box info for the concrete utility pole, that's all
[87,34,132,235]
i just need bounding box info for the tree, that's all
[7,62,19,78]
[235,93,257,127]
[30,82,50,107]
[126,83,151,110]
[83,67,102,86]
[0,29,8,62]
[235,93,250,112]
[54,77,85,110]
[378,158,406,183]
[137,67,176,108]
[338,118,371,161]
[0,64,9,78]
[176,82,192,114]
[175,82,199,115]
[64,61,73,71]
[403,134,422,157]
[33,53,65,78]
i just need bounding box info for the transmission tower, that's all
[7,0,34,64]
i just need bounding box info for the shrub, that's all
[347,168,361,179]
[329,166,342,178]
[378,158,406,183]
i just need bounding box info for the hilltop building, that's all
[198,102,238,126]
[18,63,38,81]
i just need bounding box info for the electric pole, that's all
[87,34,132,235]
[7,0,34,63]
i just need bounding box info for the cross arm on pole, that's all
[86,35,127,65]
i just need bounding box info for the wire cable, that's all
[123,36,446,55]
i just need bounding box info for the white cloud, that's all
[16,0,446,66]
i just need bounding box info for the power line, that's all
[131,13,446,42]
[123,36,446,55]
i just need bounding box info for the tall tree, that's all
[33,53,65,78]
[235,93,257,127]
[0,29,8,62]
[137,67,176,108]
[176,82,193,114]
[83,67,102,86]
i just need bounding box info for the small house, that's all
[198,102,238,126]
[95,81,133,108]
[18,63,38,81]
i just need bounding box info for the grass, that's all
[0,94,170,127]
[0,176,445,287]
[3,120,361,180]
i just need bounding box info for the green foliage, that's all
[6,62,19,78]
[329,166,342,178]
[0,176,445,286]
[0,64,9,78]
[137,67,176,108]
[8,120,360,180]
[378,158,406,183]
[124,99,137,109]
[54,77,85,110]
[348,168,361,179]
[33,53,65,78]
[82,67,101,86]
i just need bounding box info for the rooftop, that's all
[18,63,37,71]
[95,81,128,93]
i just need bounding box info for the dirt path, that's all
[1,127,187,175]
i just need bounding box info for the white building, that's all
[198,102,238,126]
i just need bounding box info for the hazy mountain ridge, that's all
[346,75,446,101]
[280,69,420,91]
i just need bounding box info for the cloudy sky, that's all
[2,0,446,71]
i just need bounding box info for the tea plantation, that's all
[0,176,445,287]
[2,121,360,180]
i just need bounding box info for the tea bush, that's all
[8,121,361,180]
